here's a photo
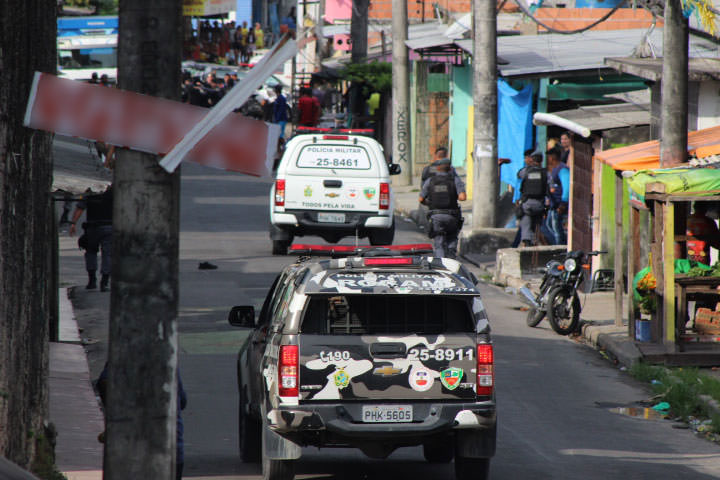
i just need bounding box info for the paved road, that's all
[56,141,720,479]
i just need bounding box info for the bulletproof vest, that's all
[427,174,459,211]
[521,166,546,199]
[85,190,113,223]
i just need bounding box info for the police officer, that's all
[421,146,459,183]
[517,151,547,246]
[545,148,570,245]
[419,158,466,258]
[69,186,113,291]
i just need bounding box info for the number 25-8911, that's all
[407,348,474,361]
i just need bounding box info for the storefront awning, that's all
[596,125,720,171]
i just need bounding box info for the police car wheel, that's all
[239,384,261,462]
[455,456,490,480]
[368,223,395,246]
[272,240,290,255]
[261,426,296,480]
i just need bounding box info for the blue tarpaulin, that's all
[497,80,534,200]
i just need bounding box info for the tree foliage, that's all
[339,61,392,94]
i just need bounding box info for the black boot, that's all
[86,271,97,290]
[100,274,110,292]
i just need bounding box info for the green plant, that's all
[339,61,392,95]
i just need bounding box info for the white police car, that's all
[269,130,401,254]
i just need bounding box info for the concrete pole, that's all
[660,0,688,166]
[471,0,498,228]
[351,0,368,63]
[392,0,411,185]
[105,2,181,479]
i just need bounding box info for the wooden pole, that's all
[663,201,676,345]
[614,172,624,327]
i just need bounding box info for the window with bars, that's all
[301,295,474,335]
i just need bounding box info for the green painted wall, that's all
[599,163,630,271]
[450,63,472,168]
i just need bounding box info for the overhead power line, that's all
[512,0,628,34]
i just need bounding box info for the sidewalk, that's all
[50,288,104,480]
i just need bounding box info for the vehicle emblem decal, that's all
[440,368,463,390]
[373,365,402,377]
[363,187,376,199]
[333,368,350,389]
[304,185,313,197]
[325,192,340,198]
[409,366,434,392]
[347,188,358,200]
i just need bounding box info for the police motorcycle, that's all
[520,250,605,335]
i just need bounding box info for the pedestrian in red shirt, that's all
[686,202,720,265]
[297,87,321,126]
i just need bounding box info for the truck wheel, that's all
[455,457,490,480]
[261,426,296,480]
[272,240,290,255]
[368,222,395,246]
[423,439,454,463]
[239,385,260,463]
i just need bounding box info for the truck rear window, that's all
[296,144,371,170]
[300,295,474,334]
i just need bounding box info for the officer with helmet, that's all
[418,158,467,258]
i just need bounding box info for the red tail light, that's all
[275,179,286,206]
[279,345,299,397]
[323,135,349,140]
[379,183,390,210]
[476,343,494,396]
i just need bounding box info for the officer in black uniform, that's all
[69,186,113,291]
[418,158,467,258]
[516,151,548,246]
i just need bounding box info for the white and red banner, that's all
[24,74,277,177]
[23,36,298,177]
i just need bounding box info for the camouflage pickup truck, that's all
[228,248,496,480]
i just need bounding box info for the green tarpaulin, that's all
[628,168,720,198]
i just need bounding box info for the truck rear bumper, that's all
[267,401,496,437]
[271,209,392,237]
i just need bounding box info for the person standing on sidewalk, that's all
[69,185,113,291]
[516,151,548,246]
[419,158,467,258]
[545,148,569,245]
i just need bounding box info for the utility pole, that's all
[392,0,412,185]
[660,0,688,166]
[351,0,368,62]
[471,0,498,228]
[105,2,181,479]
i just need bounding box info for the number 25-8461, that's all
[407,348,474,361]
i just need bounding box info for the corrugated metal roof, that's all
[549,102,650,131]
[455,28,720,77]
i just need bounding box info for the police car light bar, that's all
[295,127,375,135]
[289,243,433,257]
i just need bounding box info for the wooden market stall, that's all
[595,127,720,366]
[627,175,720,366]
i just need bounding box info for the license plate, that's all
[362,405,413,423]
[318,212,346,223]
